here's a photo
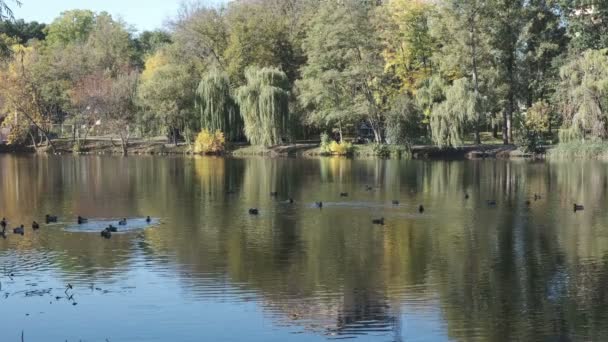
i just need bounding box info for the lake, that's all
[1,154,607,341]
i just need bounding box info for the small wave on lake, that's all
[63,217,159,233]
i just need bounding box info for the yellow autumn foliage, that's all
[141,50,169,81]
[194,129,226,154]
[328,141,353,155]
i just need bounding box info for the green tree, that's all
[298,0,385,142]
[520,0,567,106]
[45,10,96,46]
[34,10,136,144]
[488,0,526,145]
[562,0,608,53]
[416,75,447,128]
[385,93,423,146]
[379,0,437,94]
[236,67,290,146]
[557,49,608,142]
[0,0,20,56]
[106,69,139,155]
[432,0,495,144]
[137,48,198,144]
[0,44,57,151]
[429,78,478,147]
[0,19,46,43]
[170,5,228,72]
[84,13,133,73]
[196,69,241,141]
[224,1,296,83]
[132,29,171,66]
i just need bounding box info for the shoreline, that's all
[0,138,534,160]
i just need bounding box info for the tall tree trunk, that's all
[509,109,513,143]
[502,109,509,145]
[369,119,382,144]
[20,113,56,153]
[29,131,38,152]
[120,137,128,156]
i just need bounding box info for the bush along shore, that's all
[0,138,539,160]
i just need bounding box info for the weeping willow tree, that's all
[0,0,19,21]
[558,49,608,142]
[236,67,290,146]
[196,70,242,141]
[430,78,478,148]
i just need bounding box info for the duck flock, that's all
[246,185,427,226]
[0,215,152,239]
[0,190,585,239]
[245,188,585,226]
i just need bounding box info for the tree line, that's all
[0,0,607,154]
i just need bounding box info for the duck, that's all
[392,200,400,205]
[465,193,470,200]
[32,221,40,230]
[486,200,497,206]
[118,218,127,226]
[534,194,542,201]
[340,192,348,197]
[372,218,385,225]
[525,200,531,206]
[106,225,118,233]
[287,198,294,204]
[419,205,425,213]
[146,216,151,223]
[315,202,323,209]
[1,218,6,230]
[365,185,373,191]
[270,191,278,197]
[100,229,111,239]
[13,225,24,235]
[573,204,584,212]
[45,215,58,224]
[77,216,88,224]
[249,208,259,215]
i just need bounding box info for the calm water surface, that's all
[1,155,608,341]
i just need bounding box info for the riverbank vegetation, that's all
[0,0,607,158]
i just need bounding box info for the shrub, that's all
[329,141,353,155]
[548,142,608,160]
[194,129,225,154]
[372,143,390,158]
[514,128,544,154]
[515,101,554,153]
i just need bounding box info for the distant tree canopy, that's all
[1,0,608,152]
[0,19,45,43]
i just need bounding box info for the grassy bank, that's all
[547,142,608,160]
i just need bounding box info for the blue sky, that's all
[12,0,227,32]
